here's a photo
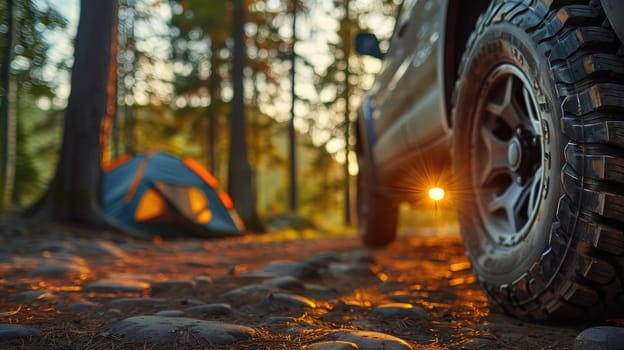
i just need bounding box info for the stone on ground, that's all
[254,261,320,280]
[0,324,42,341]
[85,279,149,293]
[304,340,360,350]
[573,326,624,350]
[107,315,255,344]
[372,303,429,319]
[327,330,413,350]
[185,303,233,316]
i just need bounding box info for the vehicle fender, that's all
[357,96,382,186]
[600,0,624,43]
[362,96,377,148]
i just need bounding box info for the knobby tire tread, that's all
[459,0,624,320]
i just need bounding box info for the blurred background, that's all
[0,0,457,234]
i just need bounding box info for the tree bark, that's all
[1,0,15,212]
[30,0,120,228]
[288,0,298,213]
[228,0,265,232]
[343,0,352,225]
[208,50,219,173]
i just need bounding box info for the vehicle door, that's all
[370,0,446,167]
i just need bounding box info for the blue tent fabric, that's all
[103,152,243,237]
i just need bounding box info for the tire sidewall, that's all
[356,144,398,246]
[453,22,563,282]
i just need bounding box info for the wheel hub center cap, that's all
[508,139,522,171]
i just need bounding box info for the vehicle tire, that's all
[452,0,624,321]
[356,126,398,247]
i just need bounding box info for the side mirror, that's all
[355,33,384,60]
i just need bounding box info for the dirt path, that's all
[0,226,617,349]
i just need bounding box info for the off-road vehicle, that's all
[355,0,624,321]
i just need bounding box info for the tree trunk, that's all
[123,0,136,155]
[288,0,298,213]
[208,50,219,173]
[343,0,352,226]
[30,0,120,228]
[228,0,265,232]
[1,0,15,212]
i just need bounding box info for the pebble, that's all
[327,330,413,350]
[109,297,166,307]
[264,276,305,290]
[106,308,124,316]
[178,298,206,306]
[254,261,320,280]
[371,303,429,319]
[185,303,233,316]
[328,262,376,278]
[265,293,317,310]
[67,300,101,313]
[221,284,271,303]
[0,324,42,341]
[573,326,624,350]
[305,283,336,294]
[85,279,150,293]
[28,263,88,278]
[193,275,213,286]
[107,315,255,344]
[8,290,53,303]
[154,310,185,317]
[304,341,360,350]
[106,272,153,282]
[151,280,196,294]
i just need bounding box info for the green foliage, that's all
[6,1,68,97]
[9,85,65,209]
[171,0,227,36]
[1,0,68,211]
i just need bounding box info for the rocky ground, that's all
[0,220,622,349]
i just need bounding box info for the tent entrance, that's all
[134,182,214,228]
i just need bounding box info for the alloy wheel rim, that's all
[472,64,545,247]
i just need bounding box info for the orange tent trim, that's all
[124,159,148,203]
[219,191,234,209]
[183,157,219,188]
[103,153,133,171]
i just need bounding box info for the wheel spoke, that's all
[522,86,543,136]
[473,64,547,244]
[479,126,510,186]
[527,165,543,216]
[487,181,530,232]
[522,87,538,123]
[486,75,525,130]
[485,101,504,116]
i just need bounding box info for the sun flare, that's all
[428,187,445,201]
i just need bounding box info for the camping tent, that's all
[102,152,244,237]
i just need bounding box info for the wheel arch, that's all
[443,0,491,128]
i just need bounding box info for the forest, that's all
[0,0,400,233]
